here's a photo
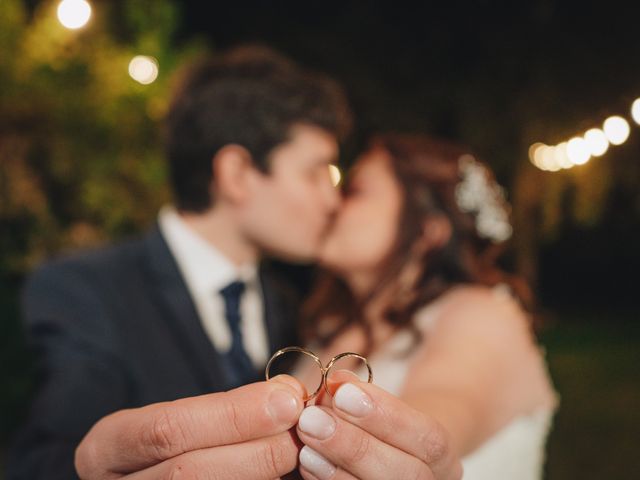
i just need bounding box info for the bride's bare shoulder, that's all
[440,283,524,312]
[432,283,533,339]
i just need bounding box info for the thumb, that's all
[268,374,308,401]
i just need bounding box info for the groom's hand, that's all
[75,375,305,479]
[295,371,463,480]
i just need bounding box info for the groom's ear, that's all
[211,144,254,204]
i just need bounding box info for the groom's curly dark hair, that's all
[164,44,353,212]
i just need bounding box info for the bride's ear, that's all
[420,215,452,251]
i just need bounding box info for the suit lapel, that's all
[142,225,301,391]
[260,264,301,356]
[142,225,228,392]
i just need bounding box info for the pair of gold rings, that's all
[265,346,373,403]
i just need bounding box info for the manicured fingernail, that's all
[298,406,336,440]
[299,445,336,479]
[334,383,373,417]
[269,374,307,398]
[267,388,300,425]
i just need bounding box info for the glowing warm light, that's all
[631,98,640,125]
[543,146,561,171]
[566,137,591,165]
[528,142,545,164]
[554,142,573,169]
[328,164,341,187]
[583,128,609,157]
[533,145,560,171]
[531,144,546,169]
[128,56,159,85]
[57,0,91,30]
[530,102,638,172]
[603,116,630,145]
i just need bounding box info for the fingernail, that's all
[298,406,336,440]
[334,383,373,417]
[269,374,307,399]
[299,445,337,479]
[267,388,301,425]
[325,369,360,394]
[335,369,360,380]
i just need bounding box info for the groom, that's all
[7,44,347,478]
[8,46,462,479]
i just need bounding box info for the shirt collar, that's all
[158,204,258,295]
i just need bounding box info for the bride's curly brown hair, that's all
[301,133,533,356]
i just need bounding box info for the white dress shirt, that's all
[157,205,269,368]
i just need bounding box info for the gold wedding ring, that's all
[265,346,373,403]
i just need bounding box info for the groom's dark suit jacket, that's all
[6,225,301,480]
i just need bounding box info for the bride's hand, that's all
[295,370,463,480]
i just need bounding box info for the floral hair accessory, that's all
[454,154,513,243]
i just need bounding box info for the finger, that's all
[313,369,358,408]
[296,406,434,480]
[315,370,460,479]
[123,430,300,480]
[298,446,357,480]
[330,380,463,480]
[76,375,305,478]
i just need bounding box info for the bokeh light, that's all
[541,146,561,171]
[531,144,543,168]
[57,0,92,30]
[328,164,342,187]
[583,128,609,157]
[602,116,630,145]
[533,144,561,171]
[567,137,591,165]
[554,142,573,169]
[529,142,544,165]
[631,98,640,125]
[128,56,159,85]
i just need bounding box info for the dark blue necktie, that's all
[219,280,258,388]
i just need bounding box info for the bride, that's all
[295,133,560,479]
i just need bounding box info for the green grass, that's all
[540,310,640,479]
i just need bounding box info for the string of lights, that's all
[529,105,638,172]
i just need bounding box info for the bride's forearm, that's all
[402,389,490,458]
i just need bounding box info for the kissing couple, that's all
[8,45,558,480]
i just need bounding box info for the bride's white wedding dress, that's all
[348,286,560,480]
